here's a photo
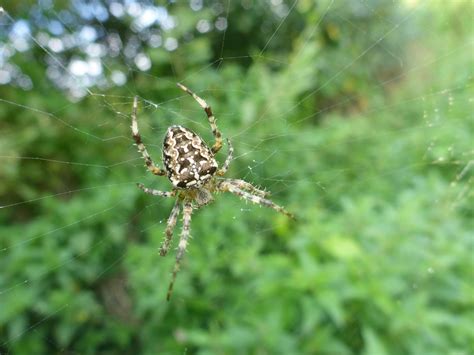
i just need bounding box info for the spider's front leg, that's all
[218,180,294,219]
[224,179,270,198]
[214,139,269,198]
[131,96,167,176]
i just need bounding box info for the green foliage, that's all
[1,1,473,354]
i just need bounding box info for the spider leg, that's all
[131,96,166,176]
[159,199,181,256]
[217,138,233,176]
[167,201,193,301]
[218,181,294,219]
[137,183,176,198]
[176,83,223,154]
[224,178,270,198]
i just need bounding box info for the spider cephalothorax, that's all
[132,83,294,300]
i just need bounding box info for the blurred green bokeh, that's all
[0,1,473,354]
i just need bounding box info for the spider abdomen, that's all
[163,125,218,188]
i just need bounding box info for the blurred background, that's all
[0,0,473,354]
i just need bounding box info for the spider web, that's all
[0,0,473,353]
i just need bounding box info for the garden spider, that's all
[132,83,294,300]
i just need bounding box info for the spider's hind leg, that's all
[131,96,166,176]
[137,183,176,198]
[160,199,181,257]
[176,83,223,154]
[217,138,233,176]
[167,201,193,301]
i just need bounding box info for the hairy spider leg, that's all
[176,83,223,154]
[167,201,193,301]
[219,181,294,219]
[160,199,181,257]
[137,183,176,198]
[131,96,166,176]
[217,138,233,176]
[224,178,270,198]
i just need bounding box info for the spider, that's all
[131,83,294,300]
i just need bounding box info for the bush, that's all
[1,1,472,354]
